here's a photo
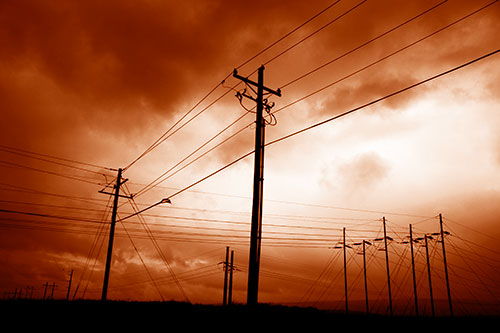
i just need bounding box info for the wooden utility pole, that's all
[439,214,453,316]
[43,282,48,300]
[233,66,281,306]
[223,246,229,306]
[50,282,56,300]
[228,250,234,305]
[383,217,393,316]
[362,240,369,314]
[101,168,131,301]
[409,224,419,317]
[424,234,435,317]
[65,269,73,301]
[343,227,348,314]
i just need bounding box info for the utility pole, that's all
[233,66,281,306]
[343,227,348,314]
[66,269,73,301]
[228,250,234,305]
[409,224,419,317]
[101,168,131,301]
[43,282,48,300]
[424,234,435,317]
[382,217,393,316]
[439,214,453,317]
[362,240,370,314]
[50,282,56,300]
[223,246,229,306]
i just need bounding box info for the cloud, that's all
[315,72,423,118]
[322,152,390,197]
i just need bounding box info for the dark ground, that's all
[0,299,497,330]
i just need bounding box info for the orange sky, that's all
[1,0,499,315]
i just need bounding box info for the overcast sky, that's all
[1,0,499,314]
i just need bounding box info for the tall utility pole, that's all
[382,217,393,316]
[101,168,131,301]
[409,225,419,317]
[439,214,453,316]
[424,234,435,317]
[223,246,229,306]
[343,227,348,314]
[233,66,281,306]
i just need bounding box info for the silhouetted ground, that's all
[0,299,497,330]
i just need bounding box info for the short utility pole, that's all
[439,214,453,316]
[228,249,234,305]
[233,66,281,306]
[409,225,419,317]
[222,247,236,306]
[362,240,370,314]
[424,234,435,317]
[382,217,393,316]
[100,168,132,301]
[343,227,348,314]
[66,269,73,301]
[223,246,229,306]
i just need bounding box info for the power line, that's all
[0,144,115,171]
[0,147,114,176]
[0,208,106,224]
[274,0,499,112]
[0,182,109,208]
[279,0,448,89]
[0,160,104,186]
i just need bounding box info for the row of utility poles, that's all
[338,214,453,316]
[222,246,236,306]
[5,270,74,301]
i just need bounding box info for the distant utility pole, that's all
[228,249,234,305]
[66,269,73,301]
[223,246,229,306]
[362,240,370,315]
[382,217,393,316]
[233,66,281,306]
[50,282,56,300]
[439,214,453,316]
[424,234,435,317]
[409,224,419,317]
[343,227,348,314]
[43,282,49,300]
[222,247,236,306]
[100,168,132,301]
